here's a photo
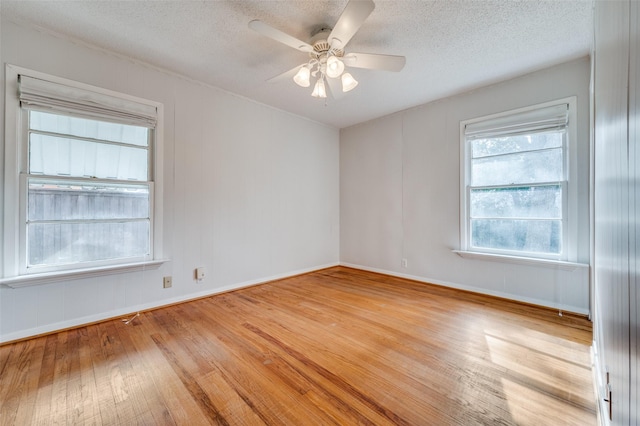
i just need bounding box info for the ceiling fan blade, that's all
[249,20,314,53]
[328,0,375,49]
[343,53,406,72]
[267,65,306,83]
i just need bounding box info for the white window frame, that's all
[458,97,579,264]
[2,65,166,287]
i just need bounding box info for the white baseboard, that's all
[0,262,340,344]
[339,262,589,315]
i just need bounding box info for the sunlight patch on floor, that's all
[500,377,592,425]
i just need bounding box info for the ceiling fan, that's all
[249,0,406,99]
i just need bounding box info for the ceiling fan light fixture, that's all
[325,55,345,79]
[341,72,359,92]
[250,0,405,101]
[311,77,327,98]
[293,65,311,87]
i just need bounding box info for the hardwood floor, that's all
[0,266,596,425]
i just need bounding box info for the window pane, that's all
[471,148,562,186]
[30,110,148,147]
[470,185,561,219]
[28,180,149,221]
[471,219,561,254]
[471,131,563,158]
[28,220,150,267]
[29,133,148,180]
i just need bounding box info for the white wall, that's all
[592,1,639,423]
[340,57,591,314]
[0,20,340,343]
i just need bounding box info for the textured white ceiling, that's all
[1,0,593,128]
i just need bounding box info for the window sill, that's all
[0,259,169,288]
[452,250,588,271]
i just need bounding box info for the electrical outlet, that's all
[195,267,206,281]
[163,276,172,288]
[401,258,408,268]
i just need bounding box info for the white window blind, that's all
[464,104,568,140]
[18,75,157,128]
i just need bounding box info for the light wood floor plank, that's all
[130,312,204,425]
[0,266,596,425]
[31,334,58,426]
[2,339,45,425]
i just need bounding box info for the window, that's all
[460,99,577,261]
[26,111,152,269]
[3,66,164,280]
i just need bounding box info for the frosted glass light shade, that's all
[326,56,345,79]
[311,78,327,98]
[341,73,358,92]
[293,66,311,87]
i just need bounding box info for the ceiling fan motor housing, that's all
[310,28,344,60]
